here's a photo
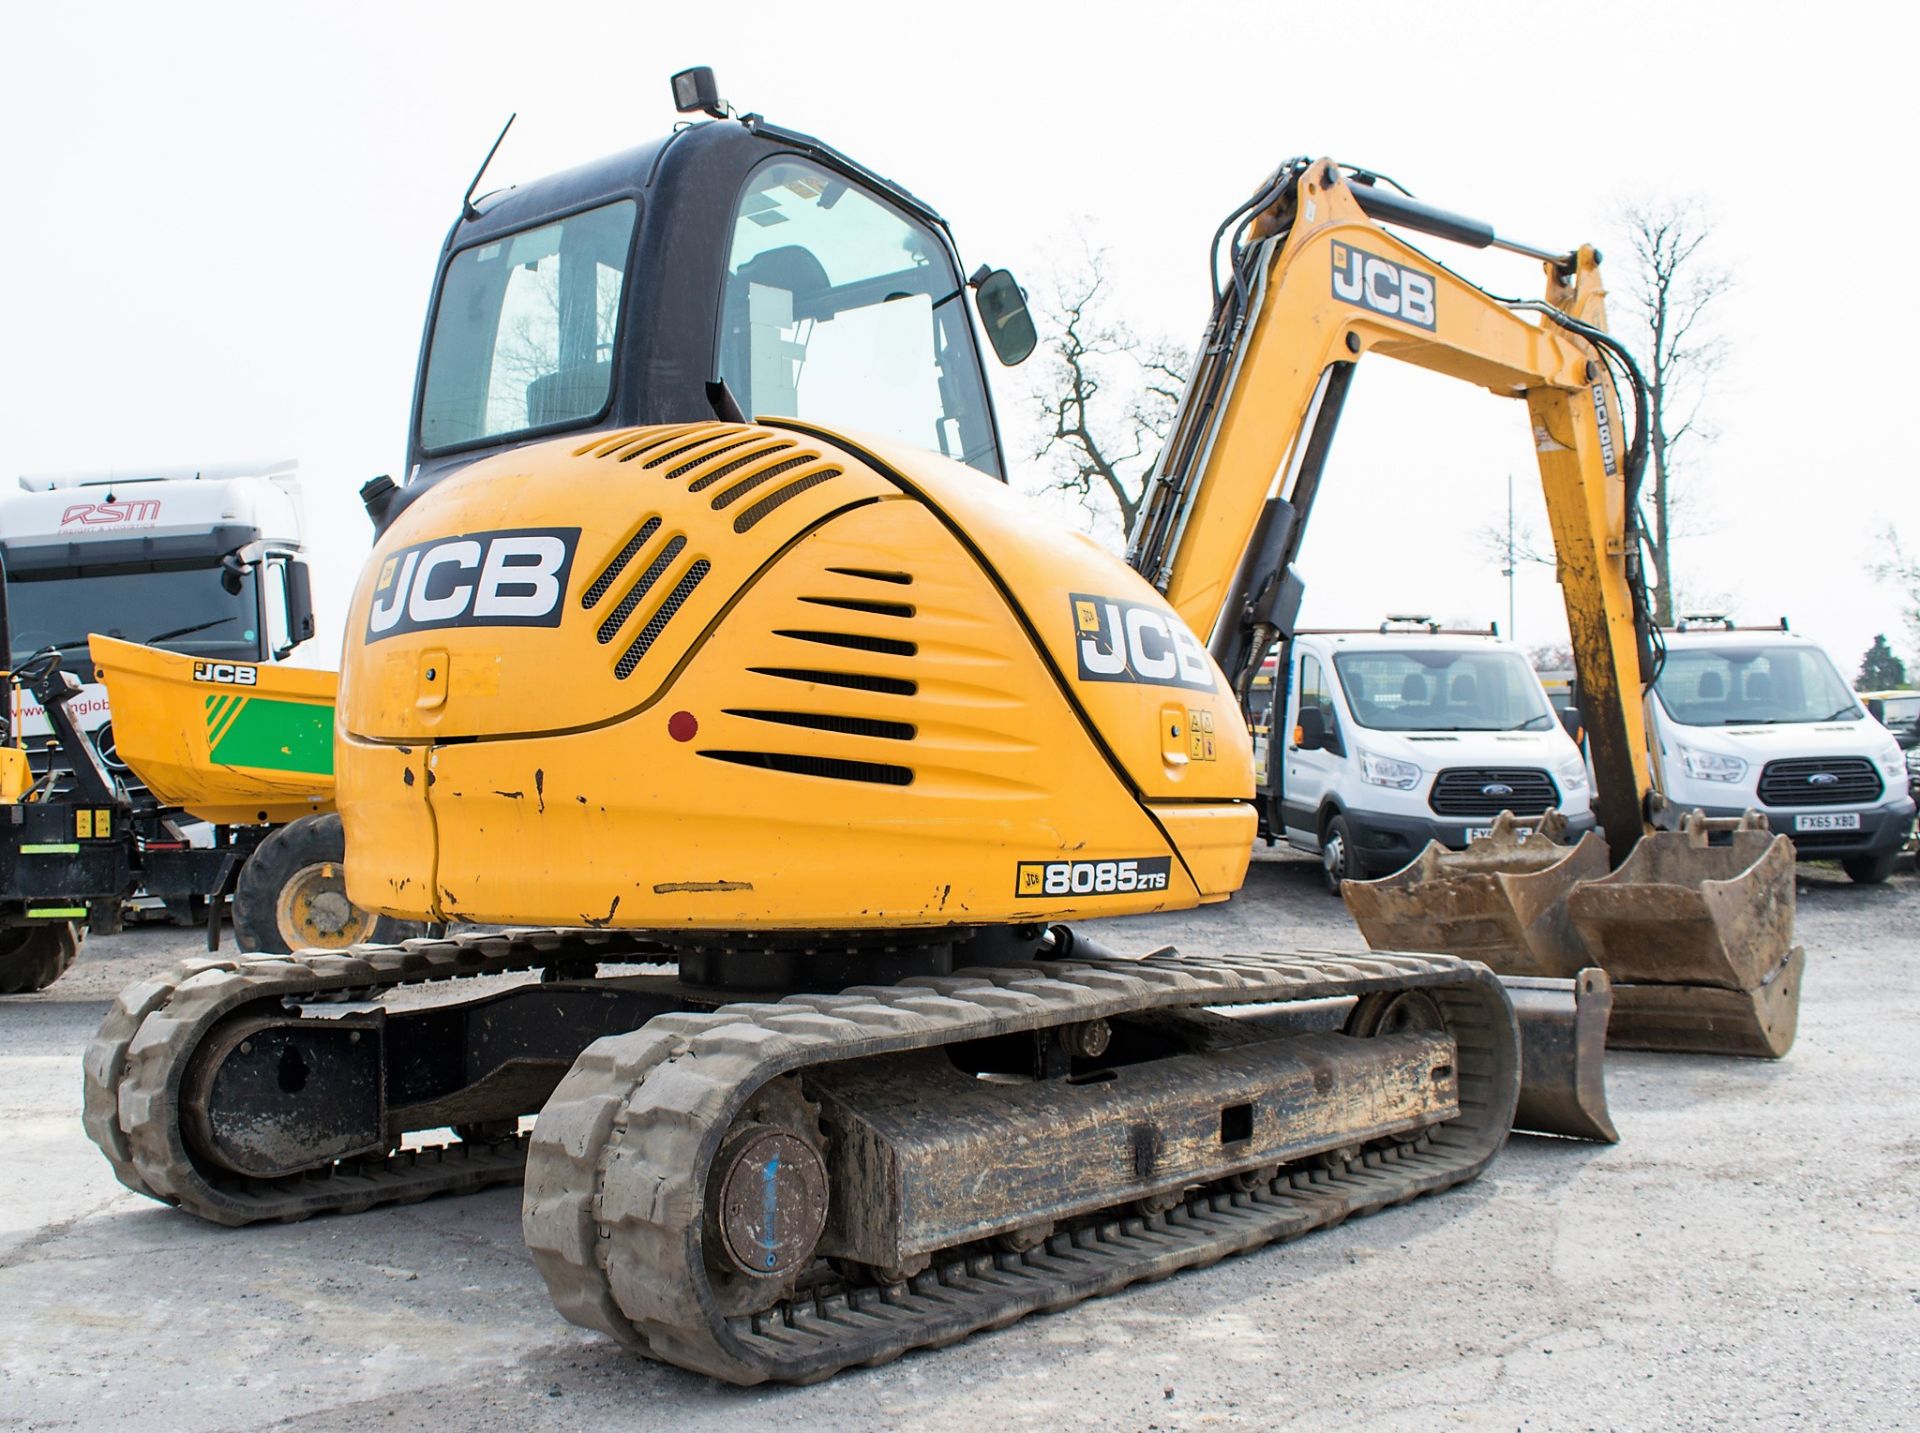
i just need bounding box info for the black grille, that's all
[1757,757,1883,807]
[614,560,710,680]
[734,470,839,532]
[723,709,915,741]
[776,629,917,658]
[597,536,686,643]
[748,667,917,697]
[1428,767,1559,817]
[698,750,914,786]
[582,517,661,609]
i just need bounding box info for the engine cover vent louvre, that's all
[734,471,839,532]
[722,709,916,741]
[697,750,914,786]
[597,535,687,644]
[799,596,915,619]
[582,516,662,610]
[826,567,913,585]
[615,559,711,679]
[666,437,758,481]
[641,433,733,471]
[598,424,714,464]
[747,667,918,697]
[686,442,794,493]
[711,457,813,511]
[776,630,917,658]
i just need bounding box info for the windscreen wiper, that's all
[145,617,238,645]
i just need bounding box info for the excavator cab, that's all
[377,103,1028,537]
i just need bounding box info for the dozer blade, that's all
[1502,968,1619,1143]
[1343,811,1609,979]
[1566,812,1800,1059]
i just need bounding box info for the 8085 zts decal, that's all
[1071,593,1216,692]
[1016,857,1173,898]
[366,527,579,642]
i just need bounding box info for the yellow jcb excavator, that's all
[81,71,1791,1384]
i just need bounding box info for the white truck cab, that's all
[1648,618,1915,883]
[0,460,315,759]
[1257,619,1595,893]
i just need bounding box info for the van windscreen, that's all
[1332,649,1553,732]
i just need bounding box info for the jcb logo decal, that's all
[60,499,162,528]
[1331,243,1436,330]
[366,528,579,642]
[1070,593,1215,693]
[192,661,258,686]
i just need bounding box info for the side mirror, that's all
[971,268,1037,366]
[1294,706,1326,751]
[1557,704,1584,744]
[670,66,728,119]
[277,558,316,659]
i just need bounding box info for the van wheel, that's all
[1321,815,1355,896]
[0,923,81,994]
[233,814,425,954]
[1842,850,1897,885]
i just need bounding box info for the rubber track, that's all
[80,929,649,1225]
[522,949,1518,1384]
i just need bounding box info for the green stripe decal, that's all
[27,906,87,918]
[207,696,335,776]
[20,843,80,854]
[207,695,246,749]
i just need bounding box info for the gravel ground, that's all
[1,850,1914,1431]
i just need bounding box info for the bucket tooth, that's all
[1343,811,1608,979]
[1501,968,1619,1143]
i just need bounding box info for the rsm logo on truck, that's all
[59,499,162,528]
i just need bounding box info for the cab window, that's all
[419,200,638,452]
[717,159,1001,478]
[1295,655,1337,744]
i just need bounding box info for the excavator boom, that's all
[1129,158,1799,1069]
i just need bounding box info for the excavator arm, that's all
[1128,159,1654,854]
[1132,159,1800,1073]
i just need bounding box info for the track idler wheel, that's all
[703,1078,831,1314]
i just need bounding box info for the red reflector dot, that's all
[668,710,699,742]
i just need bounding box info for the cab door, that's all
[1281,652,1345,847]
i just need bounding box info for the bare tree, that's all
[1616,199,1731,625]
[1032,252,1188,537]
[1875,526,1920,656]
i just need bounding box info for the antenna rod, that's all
[462,113,516,222]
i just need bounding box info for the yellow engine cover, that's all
[338,422,1253,930]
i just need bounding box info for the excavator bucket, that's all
[1504,968,1619,1143]
[1342,814,1619,1143]
[1566,812,1801,1059]
[1342,811,1608,979]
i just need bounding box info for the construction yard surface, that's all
[2,850,1914,1432]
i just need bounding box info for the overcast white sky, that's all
[3,1,1915,675]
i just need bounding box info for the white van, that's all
[1256,621,1596,893]
[1647,619,1915,883]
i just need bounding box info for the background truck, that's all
[1647,619,1915,883]
[0,459,316,771]
[0,461,402,992]
[1257,619,1595,892]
